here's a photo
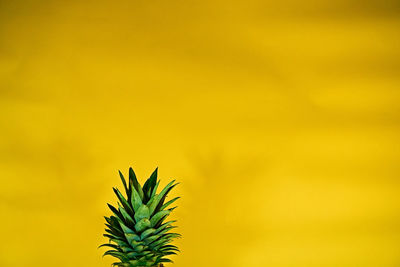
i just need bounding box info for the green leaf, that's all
[134,204,150,222]
[113,188,134,215]
[105,222,124,238]
[103,250,129,261]
[105,228,124,239]
[134,218,151,233]
[107,218,125,238]
[155,226,176,237]
[163,233,181,239]
[119,222,135,234]
[120,245,134,253]
[162,251,177,256]
[143,234,160,245]
[154,220,177,235]
[150,210,170,227]
[168,206,178,212]
[111,238,131,249]
[118,170,130,200]
[148,180,177,216]
[126,251,141,259]
[125,233,140,245]
[106,216,123,230]
[107,204,125,222]
[149,237,171,248]
[150,180,160,199]
[160,197,180,211]
[159,245,180,252]
[119,225,139,247]
[104,216,122,232]
[129,167,144,200]
[140,228,156,240]
[158,258,173,263]
[130,186,143,212]
[160,244,180,252]
[118,203,135,227]
[133,245,145,252]
[154,184,179,214]
[142,167,158,202]
[98,243,121,251]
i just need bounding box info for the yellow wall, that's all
[0,1,399,266]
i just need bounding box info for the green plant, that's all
[101,167,180,267]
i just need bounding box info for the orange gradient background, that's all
[0,0,399,266]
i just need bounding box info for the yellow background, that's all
[0,0,399,266]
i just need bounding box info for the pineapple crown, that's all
[101,167,180,267]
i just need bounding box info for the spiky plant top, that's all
[101,167,180,267]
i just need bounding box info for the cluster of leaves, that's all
[101,168,180,267]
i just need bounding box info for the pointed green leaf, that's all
[143,167,158,202]
[105,228,124,239]
[118,203,135,227]
[113,188,134,215]
[148,180,176,216]
[150,180,160,199]
[168,206,178,212]
[160,197,180,211]
[150,210,170,227]
[119,222,135,234]
[154,220,177,234]
[155,226,176,236]
[162,251,177,256]
[103,250,129,261]
[129,167,144,200]
[126,251,141,259]
[143,234,160,245]
[140,228,156,240]
[160,244,180,252]
[151,237,173,248]
[106,216,123,230]
[107,204,125,222]
[154,214,169,228]
[134,245,145,252]
[134,218,151,233]
[98,243,121,251]
[118,170,130,199]
[158,258,173,263]
[125,233,140,245]
[163,233,181,239]
[154,183,179,214]
[130,186,143,212]
[134,204,150,222]
[107,236,128,245]
[120,245,134,253]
